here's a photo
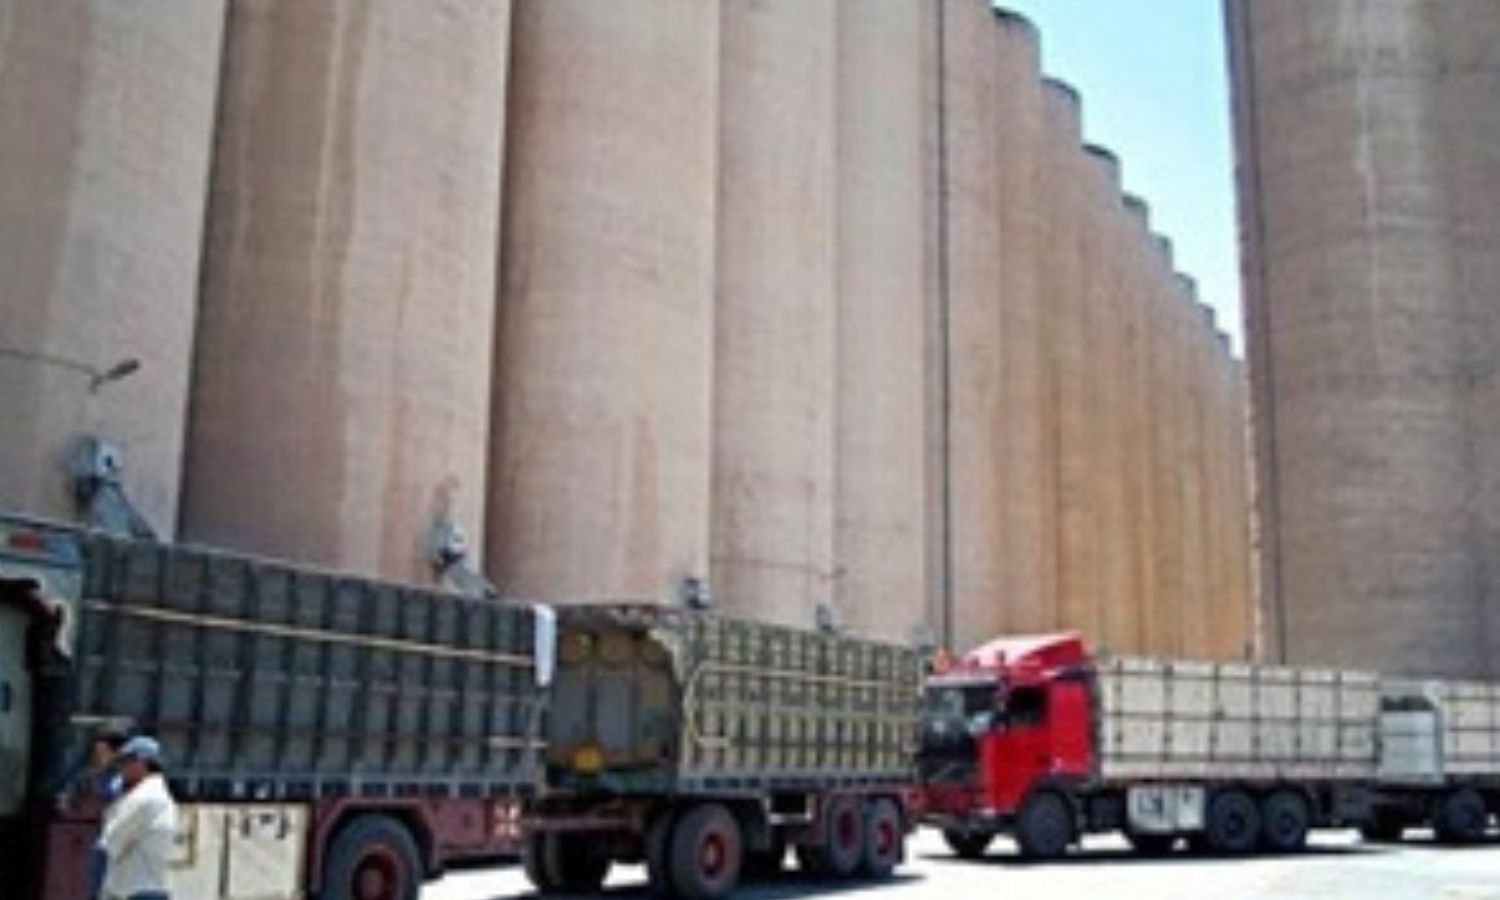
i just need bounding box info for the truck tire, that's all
[941,830,993,859]
[670,803,743,900]
[1434,788,1488,845]
[320,814,422,900]
[646,809,680,897]
[548,833,611,893]
[1260,790,1310,853]
[796,795,863,877]
[522,833,560,895]
[1124,831,1177,856]
[1205,790,1261,855]
[861,797,903,878]
[1015,791,1074,860]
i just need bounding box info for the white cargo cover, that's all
[1096,657,1379,782]
[1382,680,1500,779]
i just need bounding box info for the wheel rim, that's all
[353,846,403,900]
[700,830,728,879]
[876,818,897,857]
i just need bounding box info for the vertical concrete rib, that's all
[1040,79,1090,639]
[0,2,226,532]
[1227,0,1480,675]
[713,0,838,629]
[835,0,928,643]
[1147,235,1184,655]
[489,0,718,602]
[936,0,1006,653]
[993,9,1051,636]
[185,1,508,584]
[1123,195,1160,654]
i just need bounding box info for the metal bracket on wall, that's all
[68,434,156,540]
[427,515,500,600]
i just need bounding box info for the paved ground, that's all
[423,828,1500,900]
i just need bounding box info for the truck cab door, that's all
[984,685,1051,814]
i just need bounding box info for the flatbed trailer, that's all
[0,516,545,900]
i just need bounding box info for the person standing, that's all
[86,726,130,899]
[98,736,177,900]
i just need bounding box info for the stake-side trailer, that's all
[0,515,924,900]
[917,633,1500,859]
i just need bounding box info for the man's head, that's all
[90,726,129,771]
[115,736,163,788]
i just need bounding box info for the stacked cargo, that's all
[1096,657,1378,782]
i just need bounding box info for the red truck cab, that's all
[916,633,1094,857]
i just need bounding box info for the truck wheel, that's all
[1016,791,1074,860]
[861,797,904,878]
[1124,831,1177,856]
[320,814,422,900]
[646,810,680,897]
[547,833,611,893]
[522,833,560,895]
[1434,788,1488,845]
[796,795,863,877]
[670,803,743,900]
[941,830,993,859]
[1205,790,1261,855]
[1260,791,1310,853]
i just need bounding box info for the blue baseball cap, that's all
[117,736,163,765]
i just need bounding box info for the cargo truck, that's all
[521,604,923,899]
[0,515,924,900]
[916,632,1500,860]
[0,514,547,900]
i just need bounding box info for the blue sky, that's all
[998,0,1242,353]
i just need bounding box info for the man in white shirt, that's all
[98,736,177,900]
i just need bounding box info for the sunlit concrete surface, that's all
[423,827,1500,900]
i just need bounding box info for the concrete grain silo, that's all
[1431,2,1500,671]
[713,0,838,630]
[934,0,1006,654]
[1146,236,1185,655]
[834,0,930,644]
[183,1,510,585]
[1122,195,1160,653]
[0,2,226,534]
[1083,146,1134,654]
[1227,0,1483,675]
[1039,80,1092,640]
[1225,354,1256,659]
[489,0,719,602]
[1174,278,1211,658]
[991,8,1051,639]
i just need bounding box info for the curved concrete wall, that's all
[713,0,838,629]
[0,2,225,532]
[184,0,509,583]
[993,10,1051,636]
[1122,196,1161,653]
[1228,0,1481,675]
[1040,80,1091,639]
[834,0,929,644]
[940,0,1006,653]
[489,0,719,602]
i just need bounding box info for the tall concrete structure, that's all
[834,0,930,644]
[1147,236,1186,656]
[184,1,510,584]
[993,10,1052,636]
[490,0,719,602]
[0,1,226,533]
[1228,0,1491,675]
[938,0,1006,654]
[1039,80,1094,642]
[1122,195,1161,652]
[712,0,838,630]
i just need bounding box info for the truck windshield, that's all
[922,681,1000,734]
